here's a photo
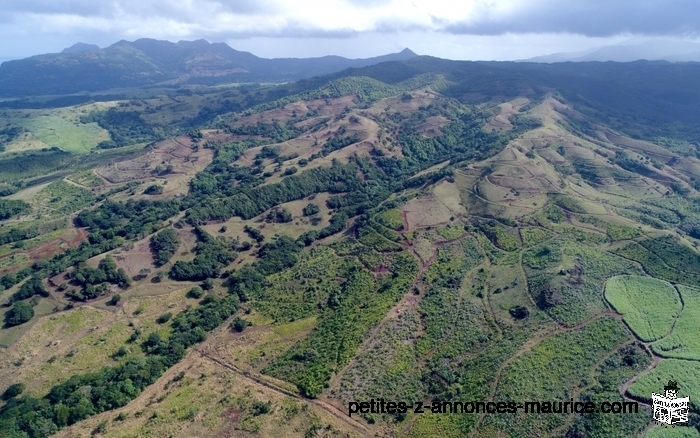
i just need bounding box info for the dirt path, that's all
[621,353,662,398]
[196,349,372,437]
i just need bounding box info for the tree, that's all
[5,301,34,327]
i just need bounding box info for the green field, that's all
[604,275,681,342]
[628,359,700,411]
[34,179,96,216]
[519,227,553,247]
[1,109,112,155]
[376,208,404,231]
[485,317,630,436]
[652,285,700,360]
[646,425,700,438]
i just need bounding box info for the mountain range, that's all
[0,39,417,97]
[523,38,700,63]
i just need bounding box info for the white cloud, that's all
[1,0,699,61]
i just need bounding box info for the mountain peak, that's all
[61,43,100,54]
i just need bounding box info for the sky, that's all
[1,0,699,63]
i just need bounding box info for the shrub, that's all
[231,317,251,332]
[156,312,172,324]
[143,184,163,195]
[186,286,204,299]
[251,401,272,416]
[1,383,25,400]
[201,278,214,290]
[509,306,530,320]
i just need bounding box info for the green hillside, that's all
[1,58,700,438]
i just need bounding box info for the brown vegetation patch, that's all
[27,227,88,263]
[229,95,357,129]
[95,135,214,184]
[483,102,517,133]
[605,132,675,159]
[112,238,156,277]
[413,115,450,138]
[537,147,566,165]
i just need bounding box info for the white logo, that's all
[652,380,689,425]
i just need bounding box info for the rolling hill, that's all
[1,55,700,437]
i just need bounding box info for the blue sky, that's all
[1,0,699,62]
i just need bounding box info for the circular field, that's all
[605,275,681,342]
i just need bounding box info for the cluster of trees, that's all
[64,256,131,301]
[81,109,161,148]
[0,183,19,196]
[297,213,348,246]
[0,199,30,220]
[8,276,47,303]
[302,203,320,216]
[227,236,303,301]
[244,225,264,243]
[611,150,662,178]
[149,228,180,266]
[0,126,24,150]
[143,184,163,195]
[4,301,34,327]
[321,127,361,155]
[169,227,237,281]
[186,160,362,224]
[0,219,65,246]
[0,149,74,183]
[266,208,293,223]
[152,164,174,176]
[255,145,280,160]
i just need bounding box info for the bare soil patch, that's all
[95,135,214,184]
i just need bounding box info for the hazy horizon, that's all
[2,1,700,63]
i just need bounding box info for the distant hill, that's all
[61,43,100,54]
[0,39,417,97]
[523,38,700,63]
